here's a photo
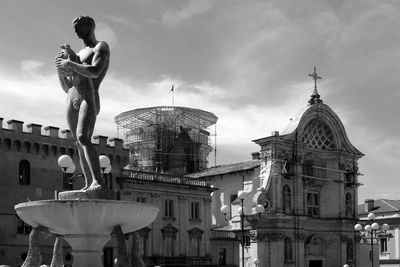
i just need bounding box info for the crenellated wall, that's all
[0,117,129,266]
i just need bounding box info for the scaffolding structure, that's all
[114,106,218,175]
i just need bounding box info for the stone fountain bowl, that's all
[15,199,159,235]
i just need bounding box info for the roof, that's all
[185,159,260,178]
[358,199,400,216]
[114,106,218,130]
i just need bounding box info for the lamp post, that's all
[221,190,265,267]
[99,155,112,188]
[354,212,390,267]
[58,155,112,188]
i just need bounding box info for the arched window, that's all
[23,142,31,153]
[42,144,49,156]
[302,119,336,150]
[33,143,40,154]
[345,193,353,217]
[51,146,57,156]
[108,154,114,165]
[14,140,21,151]
[284,237,293,262]
[283,185,291,214]
[4,139,11,150]
[19,160,30,185]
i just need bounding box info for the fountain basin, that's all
[15,200,159,267]
[15,200,159,235]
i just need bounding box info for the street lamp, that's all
[57,155,112,187]
[354,212,390,267]
[221,190,265,267]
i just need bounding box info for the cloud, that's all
[20,60,44,73]
[162,0,213,27]
[101,14,133,25]
[96,23,118,49]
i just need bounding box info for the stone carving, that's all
[55,15,110,193]
[18,227,65,267]
[306,235,327,256]
[50,235,63,267]
[249,230,267,241]
[113,225,131,267]
[21,227,45,267]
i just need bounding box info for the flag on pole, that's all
[170,85,174,92]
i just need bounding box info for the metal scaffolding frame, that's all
[115,106,218,175]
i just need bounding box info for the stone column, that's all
[178,195,187,256]
[204,197,212,257]
[151,193,162,256]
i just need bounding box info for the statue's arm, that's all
[58,74,72,93]
[63,42,110,79]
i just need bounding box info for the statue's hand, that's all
[55,56,70,71]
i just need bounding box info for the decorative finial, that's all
[308,66,323,105]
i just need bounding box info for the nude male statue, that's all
[55,16,110,192]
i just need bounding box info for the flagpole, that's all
[170,85,175,106]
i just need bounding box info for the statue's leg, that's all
[67,97,91,190]
[76,100,103,191]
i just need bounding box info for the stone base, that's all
[58,189,117,200]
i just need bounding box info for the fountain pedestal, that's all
[15,198,159,267]
[64,234,110,267]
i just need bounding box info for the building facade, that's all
[186,159,261,266]
[188,87,366,267]
[0,116,215,267]
[117,169,214,266]
[0,118,129,266]
[358,199,400,267]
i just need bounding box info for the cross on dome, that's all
[308,66,323,105]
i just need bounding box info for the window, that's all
[17,217,31,234]
[283,185,291,214]
[19,160,31,185]
[190,236,201,256]
[218,248,227,265]
[381,238,388,253]
[136,229,150,257]
[164,199,174,218]
[306,192,320,216]
[162,224,178,257]
[188,228,203,257]
[190,201,200,220]
[230,193,238,218]
[345,193,353,217]
[347,240,354,263]
[136,196,147,203]
[284,237,293,262]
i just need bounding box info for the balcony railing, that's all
[210,230,237,240]
[121,169,208,187]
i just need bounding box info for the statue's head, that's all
[73,15,95,39]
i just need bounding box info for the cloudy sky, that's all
[0,0,399,202]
